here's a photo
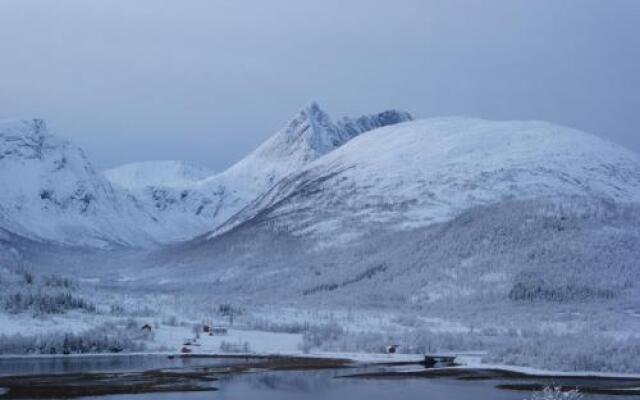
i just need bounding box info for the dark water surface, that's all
[1,355,639,400]
[81,368,640,400]
[0,354,255,377]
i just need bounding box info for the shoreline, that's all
[3,353,640,398]
[2,351,640,381]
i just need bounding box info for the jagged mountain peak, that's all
[295,101,326,123]
[336,109,413,141]
[0,118,58,161]
[258,102,341,163]
[0,117,165,247]
[280,103,414,158]
[217,103,414,193]
[250,102,414,166]
[0,117,101,182]
[0,117,47,135]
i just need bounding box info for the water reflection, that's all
[75,368,524,400]
[1,356,637,400]
[216,370,520,400]
[0,355,252,377]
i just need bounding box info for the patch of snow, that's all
[104,160,213,190]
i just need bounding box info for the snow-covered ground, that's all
[4,316,640,381]
[0,312,97,336]
[151,325,303,355]
[1,289,640,380]
[104,160,213,190]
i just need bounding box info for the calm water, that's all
[0,355,638,400]
[83,368,638,400]
[0,354,257,377]
[89,369,524,400]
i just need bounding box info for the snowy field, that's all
[2,273,640,377]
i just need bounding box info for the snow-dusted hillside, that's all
[213,117,640,246]
[0,105,412,247]
[155,196,640,307]
[3,110,640,258]
[0,119,163,247]
[105,103,413,239]
[131,116,640,307]
[215,103,412,194]
[104,160,212,190]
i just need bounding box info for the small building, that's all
[202,324,211,333]
[210,327,228,336]
[141,324,152,332]
[424,354,457,368]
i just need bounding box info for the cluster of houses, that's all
[142,321,458,367]
[180,322,228,354]
[139,320,230,355]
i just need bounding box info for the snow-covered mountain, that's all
[4,107,639,263]
[0,104,412,247]
[0,119,160,247]
[102,103,413,239]
[191,103,413,227]
[216,103,412,193]
[104,160,213,190]
[211,117,640,246]
[4,111,640,308]
[145,117,640,306]
[153,196,640,307]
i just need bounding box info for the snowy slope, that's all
[212,117,640,245]
[5,114,640,309]
[155,197,640,307]
[104,160,212,190]
[0,105,412,247]
[146,117,640,306]
[0,118,161,247]
[7,111,637,254]
[192,103,412,227]
[108,103,413,239]
[214,103,412,194]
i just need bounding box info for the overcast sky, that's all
[1,0,639,170]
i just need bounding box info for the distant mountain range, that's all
[2,104,640,306]
[0,104,413,246]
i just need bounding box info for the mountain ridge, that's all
[100,103,413,241]
[3,109,640,251]
[0,118,159,247]
[208,117,640,246]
